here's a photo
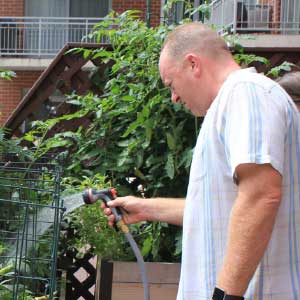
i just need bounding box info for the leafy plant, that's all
[162,0,211,22]
[234,53,269,68]
[266,61,296,78]
[0,69,16,81]
[22,10,197,262]
[25,10,197,198]
[20,6,297,263]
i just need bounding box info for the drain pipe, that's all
[146,0,151,27]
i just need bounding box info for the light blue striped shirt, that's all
[177,68,300,300]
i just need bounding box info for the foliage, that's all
[59,174,133,260]
[59,174,181,262]
[234,53,269,68]
[162,0,211,22]
[23,10,196,262]
[0,128,33,159]
[0,69,16,81]
[18,6,297,264]
[266,61,296,78]
[25,10,197,198]
[0,264,33,300]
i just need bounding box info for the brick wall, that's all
[273,0,281,26]
[0,71,41,126]
[0,0,24,17]
[112,0,162,27]
[258,0,281,30]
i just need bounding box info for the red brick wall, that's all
[258,0,281,29]
[112,0,162,27]
[273,0,281,25]
[0,71,41,126]
[0,0,24,17]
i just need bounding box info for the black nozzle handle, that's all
[100,193,122,222]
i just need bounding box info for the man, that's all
[103,23,300,300]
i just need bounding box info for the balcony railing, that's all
[206,0,300,34]
[0,17,108,57]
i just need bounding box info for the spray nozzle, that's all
[82,188,122,222]
[82,188,117,205]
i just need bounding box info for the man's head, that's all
[159,22,238,116]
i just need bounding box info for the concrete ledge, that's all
[239,34,300,50]
[0,58,53,71]
[0,57,95,71]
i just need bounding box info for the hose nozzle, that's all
[82,188,122,223]
[82,188,117,205]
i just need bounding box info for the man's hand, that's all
[101,196,185,227]
[101,196,148,226]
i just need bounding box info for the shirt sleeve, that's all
[218,81,287,180]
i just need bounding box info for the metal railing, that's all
[206,0,300,34]
[0,17,108,57]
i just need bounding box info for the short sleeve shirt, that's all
[177,68,300,300]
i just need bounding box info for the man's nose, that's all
[171,92,180,104]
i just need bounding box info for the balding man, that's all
[104,23,300,300]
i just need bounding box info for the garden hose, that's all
[82,188,150,300]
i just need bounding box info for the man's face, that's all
[159,49,208,116]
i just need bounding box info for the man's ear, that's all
[185,53,201,77]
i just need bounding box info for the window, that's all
[24,0,111,55]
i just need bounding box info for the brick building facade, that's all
[0,0,162,126]
[0,0,24,17]
[1,0,299,127]
[0,71,41,125]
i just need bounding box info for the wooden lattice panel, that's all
[65,251,97,300]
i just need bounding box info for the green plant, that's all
[21,7,296,263]
[23,10,196,262]
[266,61,296,78]
[26,11,197,197]
[0,69,16,81]
[0,264,33,300]
[162,0,211,22]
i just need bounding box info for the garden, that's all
[0,4,296,300]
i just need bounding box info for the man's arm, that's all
[217,163,282,296]
[104,197,185,226]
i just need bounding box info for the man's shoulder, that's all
[227,67,276,90]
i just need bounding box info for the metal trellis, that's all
[0,154,64,300]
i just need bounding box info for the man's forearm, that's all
[217,194,281,295]
[144,197,185,226]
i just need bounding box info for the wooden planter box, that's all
[97,260,181,300]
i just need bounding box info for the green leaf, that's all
[143,120,153,148]
[83,49,91,59]
[117,138,135,147]
[179,148,193,169]
[141,236,153,256]
[166,132,176,151]
[165,153,175,179]
[0,69,16,80]
[122,120,140,137]
[0,265,14,276]
[233,54,269,66]
[267,61,296,77]
[45,138,70,148]
[121,95,136,102]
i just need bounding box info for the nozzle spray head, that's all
[82,188,117,205]
[82,188,122,222]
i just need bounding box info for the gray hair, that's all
[162,22,229,60]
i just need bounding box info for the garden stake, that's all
[82,188,150,300]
